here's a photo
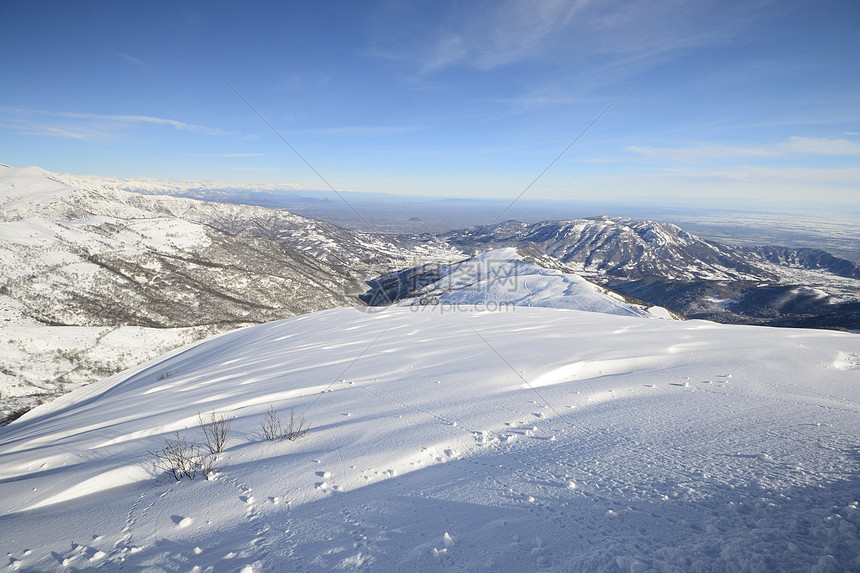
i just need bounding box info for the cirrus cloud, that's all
[626,136,860,163]
[0,107,233,141]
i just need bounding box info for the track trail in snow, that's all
[2,307,859,571]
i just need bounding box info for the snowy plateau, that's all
[1,165,859,571]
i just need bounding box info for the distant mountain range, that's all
[439,217,860,329]
[2,165,858,420]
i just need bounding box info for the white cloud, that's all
[561,166,860,205]
[397,0,765,78]
[56,112,231,136]
[625,144,778,162]
[0,108,232,141]
[2,122,108,141]
[296,125,426,137]
[114,52,146,69]
[470,0,586,69]
[781,136,860,155]
[663,166,860,185]
[414,0,588,73]
[421,34,467,74]
[187,153,266,158]
[627,136,860,163]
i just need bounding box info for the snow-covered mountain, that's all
[51,169,859,331]
[363,247,679,320]
[443,217,860,329]
[4,164,859,420]
[0,166,458,419]
[1,305,858,571]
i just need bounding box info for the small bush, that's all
[198,410,231,454]
[149,415,229,482]
[260,405,283,441]
[261,406,310,441]
[149,432,207,482]
[285,408,310,441]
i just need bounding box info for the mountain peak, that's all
[0,165,72,215]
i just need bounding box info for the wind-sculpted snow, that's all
[0,306,858,571]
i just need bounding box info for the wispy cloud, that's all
[0,121,108,141]
[57,111,232,136]
[656,166,860,185]
[0,107,232,141]
[414,0,588,74]
[383,0,766,78]
[487,90,598,108]
[780,136,860,155]
[626,136,860,162]
[421,34,468,74]
[575,157,625,164]
[295,125,426,137]
[114,52,146,69]
[626,143,778,162]
[568,166,860,204]
[187,153,266,158]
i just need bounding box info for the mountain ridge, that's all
[0,166,457,419]
[440,217,860,329]
[2,164,858,421]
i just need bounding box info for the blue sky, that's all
[2,0,859,208]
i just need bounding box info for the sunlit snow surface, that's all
[395,247,676,319]
[1,306,859,572]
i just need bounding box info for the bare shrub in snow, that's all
[149,432,203,482]
[149,431,223,482]
[260,406,309,441]
[260,405,283,441]
[286,408,310,441]
[198,410,231,454]
[197,449,224,478]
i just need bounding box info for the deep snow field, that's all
[1,305,859,572]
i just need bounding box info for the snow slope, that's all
[379,247,676,319]
[1,306,859,571]
[0,166,71,213]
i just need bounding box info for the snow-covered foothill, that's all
[397,247,677,319]
[1,305,858,571]
[0,165,460,416]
